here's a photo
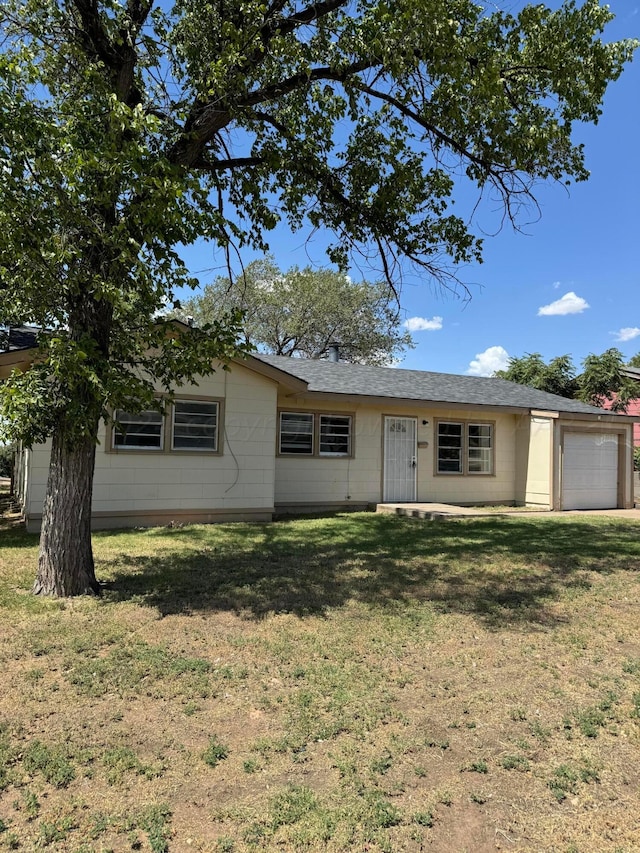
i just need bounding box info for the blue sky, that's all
[182,0,640,376]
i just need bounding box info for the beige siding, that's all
[418,409,517,505]
[523,417,553,507]
[13,444,31,509]
[275,397,519,507]
[275,399,381,505]
[23,443,49,518]
[23,362,278,526]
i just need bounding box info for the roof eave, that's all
[283,389,635,419]
[232,354,308,393]
[555,410,639,423]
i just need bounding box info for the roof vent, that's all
[327,344,340,363]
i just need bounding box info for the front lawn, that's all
[0,513,639,851]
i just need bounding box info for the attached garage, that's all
[562,431,619,510]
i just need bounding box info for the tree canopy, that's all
[178,258,414,364]
[0,0,635,595]
[496,348,640,412]
[495,352,577,398]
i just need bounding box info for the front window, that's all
[278,411,353,457]
[437,421,493,475]
[113,410,163,450]
[437,422,463,473]
[172,400,218,451]
[468,424,493,473]
[279,412,314,454]
[319,415,351,456]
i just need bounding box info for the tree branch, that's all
[354,81,498,176]
[239,57,378,107]
[70,0,120,68]
[194,156,267,172]
[262,0,348,40]
[167,0,354,166]
[70,0,152,105]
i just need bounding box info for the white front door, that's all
[383,417,417,501]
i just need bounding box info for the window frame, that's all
[277,410,354,459]
[111,408,165,452]
[319,413,352,457]
[171,398,220,453]
[278,411,315,456]
[466,422,493,475]
[435,419,495,476]
[107,395,224,455]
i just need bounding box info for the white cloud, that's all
[467,345,510,377]
[613,327,640,342]
[552,280,562,290]
[537,291,589,316]
[404,315,443,332]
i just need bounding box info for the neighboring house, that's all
[629,400,640,448]
[1,331,637,532]
[604,398,640,447]
[620,367,640,447]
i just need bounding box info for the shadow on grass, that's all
[100,513,640,628]
[0,495,36,548]
[0,525,38,549]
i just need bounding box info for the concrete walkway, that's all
[376,502,640,521]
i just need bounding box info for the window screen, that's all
[279,412,314,454]
[172,400,218,451]
[319,415,351,456]
[467,423,492,473]
[113,410,163,449]
[437,422,463,473]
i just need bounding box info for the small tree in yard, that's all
[178,258,414,365]
[0,0,635,596]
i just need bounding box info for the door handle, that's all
[411,456,417,468]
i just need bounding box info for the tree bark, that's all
[33,422,100,597]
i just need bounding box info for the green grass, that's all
[22,740,76,788]
[202,736,229,768]
[1,512,640,850]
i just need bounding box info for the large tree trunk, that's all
[33,423,100,597]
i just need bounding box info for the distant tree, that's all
[495,353,577,397]
[180,259,414,365]
[577,348,639,412]
[627,352,640,369]
[496,348,640,413]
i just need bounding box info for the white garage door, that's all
[562,432,618,510]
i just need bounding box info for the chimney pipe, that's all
[328,344,340,363]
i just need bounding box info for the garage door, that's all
[562,432,618,510]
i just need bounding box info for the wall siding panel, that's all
[22,362,278,528]
[274,397,518,507]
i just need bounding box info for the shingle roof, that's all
[255,353,617,416]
